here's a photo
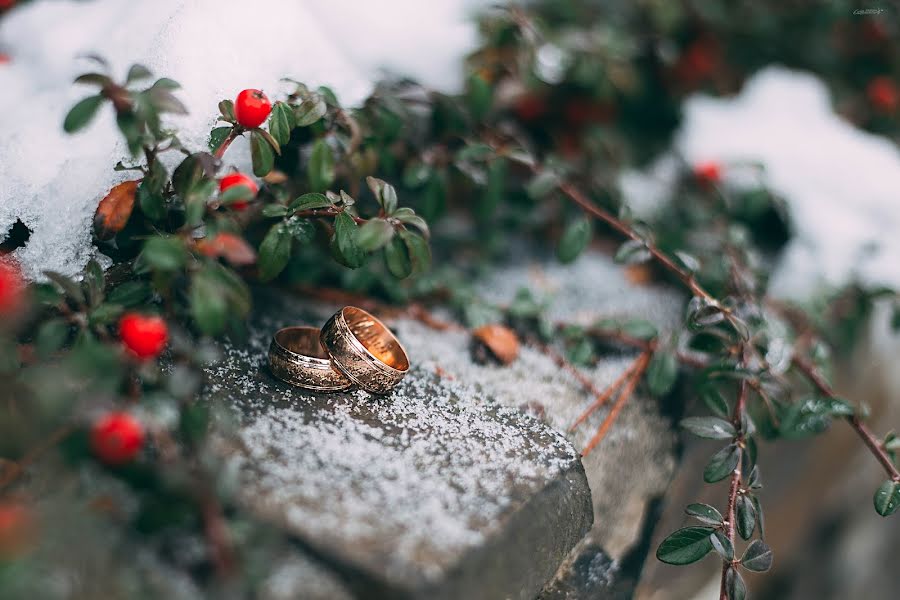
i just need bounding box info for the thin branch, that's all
[213,127,240,159]
[793,355,900,482]
[568,353,645,432]
[582,351,651,455]
[720,379,749,600]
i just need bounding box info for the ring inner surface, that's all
[343,307,409,371]
[276,327,329,359]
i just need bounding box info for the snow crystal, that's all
[623,66,900,299]
[0,0,479,279]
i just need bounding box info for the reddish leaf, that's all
[198,233,256,266]
[472,324,520,365]
[94,180,139,240]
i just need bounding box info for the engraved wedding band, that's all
[320,306,410,394]
[268,326,353,391]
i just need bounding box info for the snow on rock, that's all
[0,0,479,279]
[623,66,900,300]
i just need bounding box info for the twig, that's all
[568,354,645,432]
[0,423,77,491]
[793,355,900,482]
[582,351,651,455]
[213,128,240,159]
[720,379,750,600]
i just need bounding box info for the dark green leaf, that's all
[88,303,124,327]
[331,212,365,269]
[261,204,290,218]
[138,183,166,222]
[526,171,558,199]
[36,319,69,357]
[83,259,105,308]
[647,350,678,396]
[736,494,756,539]
[557,218,592,264]
[220,184,255,204]
[106,280,151,307]
[874,480,900,516]
[680,416,736,440]
[190,269,229,335]
[139,237,186,272]
[655,526,715,565]
[701,385,731,418]
[741,539,773,572]
[250,130,275,176]
[290,192,332,212]
[179,402,210,444]
[725,567,747,600]
[218,99,235,122]
[257,128,282,155]
[308,139,335,192]
[403,162,432,188]
[752,495,765,538]
[257,223,292,282]
[614,239,651,265]
[356,219,395,251]
[44,271,85,306]
[384,236,412,279]
[478,158,506,221]
[710,530,734,561]
[116,111,143,156]
[63,95,104,133]
[779,395,853,439]
[685,503,723,526]
[294,97,327,127]
[74,72,111,87]
[399,230,431,275]
[366,176,398,214]
[687,296,726,330]
[284,217,315,243]
[392,207,430,238]
[467,73,492,120]
[704,444,740,483]
[208,126,232,152]
[268,101,294,146]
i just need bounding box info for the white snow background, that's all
[1,1,899,305]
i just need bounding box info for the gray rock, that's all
[204,294,593,600]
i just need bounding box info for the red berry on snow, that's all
[0,260,24,315]
[219,172,258,210]
[234,89,271,129]
[867,76,898,113]
[119,313,168,359]
[91,412,145,465]
[693,161,722,186]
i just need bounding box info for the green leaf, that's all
[106,280,151,307]
[290,192,332,212]
[126,63,152,84]
[139,237,186,272]
[268,101,294,146]
[393,207,430,238]
[356,219,395,251]
[703,444,740,483]
[710,530,734,561]
[701,385,731,418]
[190,269,229,335]
[399,230,431,275]
[138,183,165,222]
[257,223,293,282]
[89,303,124,327]
[687,296,726,330]
[779,395,854,439]
[403,162,432,188]
[64,95,104,133]
[384,236,412,279]
[366,176,398,214]
[752,495,765,538]
[620,319,658,340]
[655,526,715,565]
[557,218,592,264]
[208,126,232,152]
[526,171,558,199]
[614,239,651,265]
[874,480,900,516]
[741,539,773,572]
[725,567,747,600]
[36,319,69,357]
[220,184,255,204]
[218,99,235,122]
[308,138,335,192]
[261,204,290,218]
[83,259,105,308]
[647,350,678,396]
[478,158,506,221]
[294,97,327,127]
[685,503,723,526]
[680,416,736,440]
[736,494,756,539]
[250,130,275,176]
[44,271,85,306]
[331,212,365,269]
[467,73,492,120]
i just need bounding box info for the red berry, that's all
[0,54,10,65]
[119,313,168,359]
[0,260,24,315]
[0,0,16,11]
[0,502,34,560]
[693,161,722,185]
[867,76,898,113]
[513,94,548,122]
[234,89,271,128]
[91,412,144,465]
[219,172,258,210]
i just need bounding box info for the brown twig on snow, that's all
[567,353,646,432]
[581,351,651,455]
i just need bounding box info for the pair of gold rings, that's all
[268,306,409,395]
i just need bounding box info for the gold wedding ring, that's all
[320,306,410,394]
[268,326,353,391]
